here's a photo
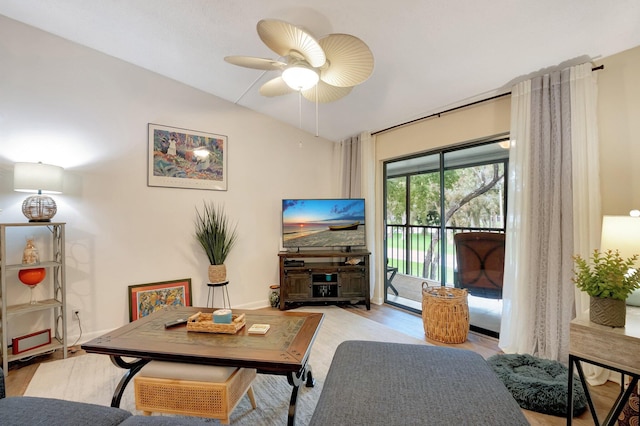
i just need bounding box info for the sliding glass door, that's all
[383,139,509,336]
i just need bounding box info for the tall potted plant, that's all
[195,202,238,283]
[572,249,640,327]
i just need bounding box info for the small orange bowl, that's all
[18,268,46,286]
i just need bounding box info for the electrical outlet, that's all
[73,310,80,320]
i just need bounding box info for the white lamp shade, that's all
[600,215,640,268]
[14,162,63,194]
[282,65,319,90]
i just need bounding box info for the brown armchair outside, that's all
[453,232,505,299]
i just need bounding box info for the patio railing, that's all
[386,224,504,286]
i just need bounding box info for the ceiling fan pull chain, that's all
[298,91,303,129]
[299,91,304,148]
[315,84,319,137]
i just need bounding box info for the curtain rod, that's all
[372,65,604,136]
[371,92,510,135]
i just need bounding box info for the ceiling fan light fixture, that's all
[282,65,319,91]
[228,19,373,103]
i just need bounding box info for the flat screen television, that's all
[282,198,366,250]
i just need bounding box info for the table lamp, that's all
[600,212,640,306]
[13,162,63,222]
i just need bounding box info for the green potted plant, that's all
[572,249,640,327]
[195,202,238,283]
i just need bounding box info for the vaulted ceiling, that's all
[2,0,639,141]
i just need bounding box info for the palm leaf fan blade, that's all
[257,19,326,67]
[318,33,374,87]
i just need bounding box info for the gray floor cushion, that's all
[487,353,587,417]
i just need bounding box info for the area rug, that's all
[487,353,587,417]
[618,389,639,426]
[25,306,429,425]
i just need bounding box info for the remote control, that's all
[164,318,188,328]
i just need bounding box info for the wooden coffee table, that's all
[82,306,324,425]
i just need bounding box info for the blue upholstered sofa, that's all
[1,342,529,425]
[0,367,210,426]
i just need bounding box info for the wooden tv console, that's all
[278,250,370,310]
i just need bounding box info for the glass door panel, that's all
[384,153,440,311]
[443,142,507,336]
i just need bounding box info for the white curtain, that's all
[500,63,601,365]
[339,132,377,298]
[569,65,608,385]
[500,79,535,356]
[570,64,602,320]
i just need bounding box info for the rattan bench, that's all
[134,361,256,424]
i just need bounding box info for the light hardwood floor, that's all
[5,303,621,425]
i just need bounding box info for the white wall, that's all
[375,97,511,161]
[0,16,338,342]
[595,45,640,215]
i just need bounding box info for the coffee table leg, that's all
[286,364,312,426]
[109,356,149,408]
[287,379,300,426]
[305,363,315,387]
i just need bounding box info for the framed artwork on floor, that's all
[128,278,192,322]
[148,123,228,190]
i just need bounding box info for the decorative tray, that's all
[186,312,246,334]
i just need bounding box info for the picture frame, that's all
[148,123,228,190]
[128,278,192,322]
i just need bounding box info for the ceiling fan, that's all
[225,19,374,103]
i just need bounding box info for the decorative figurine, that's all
[22,236,40,265]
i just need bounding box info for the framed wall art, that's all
[148,123,228,190]
[128,278,192,322]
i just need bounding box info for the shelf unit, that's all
[278,250,370,310]
[0,222,67,374]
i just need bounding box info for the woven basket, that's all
[421,283,469,343]
[208,264,227,283]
